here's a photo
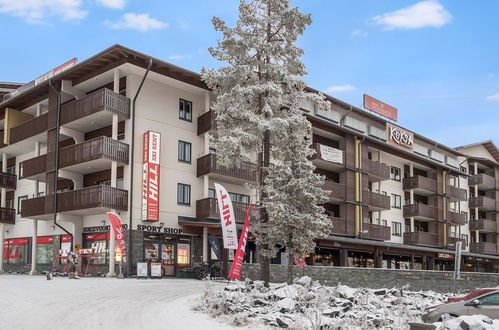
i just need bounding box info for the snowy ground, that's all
[0,274,267,330]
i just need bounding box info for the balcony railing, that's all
[324,181,345,201]
[60,88,130,125]
[362,222,391,241]
[196,197,258,224]
[447,185,467,201]
[448,236,466,248]
[59,136,129,168]
[10,112,48,144]
[470,242,497,255]
[197,110,216,135]
[0,207,15,224]
[21,185,128,218]
[19,155,47,179]
[330,217,352,236]
[448,211,466,226]
[0,172,16,190]
[403,204,439,220]
[469,196,497,211]
[363,190,390,210]
[469,173,496,190]
[196,153,256,182]
[365,160,390,181]
[403,175,436,194]
[404,231,439,247]
[470,219,497,233]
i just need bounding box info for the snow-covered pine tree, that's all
[201,0,331,283]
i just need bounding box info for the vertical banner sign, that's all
[107,212,127,257]
[142,131,161,221]
[229,203,252,280]
[214,183,238,249]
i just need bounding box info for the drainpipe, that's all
[355,136,366,238]
[127,59,153,275]
[47,80,73,246]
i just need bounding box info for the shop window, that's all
[391,222,402,236]
[177,243,190,267]
[178,141,192,163]
[36,236,54,264]
[3,238,29,264]
[179,99,192,122]
[391,194,401,209]
[390,166,401,181]
[177,183,191,206]
[83,233,109,266]
[17,195,28,214]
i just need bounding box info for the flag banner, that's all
[229,203,252,280]
[208,235,222,260]
[214,183,238,249]
[107,212,127,257]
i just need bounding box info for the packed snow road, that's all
[0,275,260,330]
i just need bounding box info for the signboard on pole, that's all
[214,183,238,249]
[137,263,148,277]
[229,204,252,280]
[363,94,398,121]
[150,263,162,277]
[142,131,161,221]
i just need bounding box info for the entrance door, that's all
[161,243,176,276]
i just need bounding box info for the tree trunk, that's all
[287,251,294,284]
[259,129,271,284]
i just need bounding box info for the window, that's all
[405,223,410,233]
[478,293,499,305]
[461,211,468,224]
[98,178,124,189]
[208,189,250,204]
[117,132,125,140]
[390,166,401,181]
[177,183,191,205]
[461,234,468,247]
[392,222,402,236]
[391,194,402,209]
[6,199,14,209]
[17,195,28,214]
[179,99,192,122]
[6,164,15,175]
[178,141,192,163]
[460,166,467,174]
[382,220,388,227]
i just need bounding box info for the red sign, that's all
[85,233,110,240]
[3,238,29,246]
[37,236,54,244]
[229,204,252,280]
[107,212,127,257]
[61,235,72,243]
[142,131,161,221]
[363,94,398,121]
[34,58,78,85]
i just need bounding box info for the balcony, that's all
[324,180,345,202]
[0,172,16,190]
[21,185,128,219]
[404,231,439,247]
[10,112,48,145]
[469,173,496,191]
[197,110,216,135]
[403,204,439,221]
[196,153,256,183]
[19,137,129,180]
[0,207,15,224]
[469,196,497,211]
[365,160,390,182]
[60,88,130,131]
[196,198,258,224]
[403,175,436,196]
[310,143,345,171]
[363,190,390,211]
[448,236,466,248]
[448,211,466,226]
[469,219,497,233]
[447,185,467,202]
[470,242,497,255]
[330,217,354,236]
[362,222,391,241]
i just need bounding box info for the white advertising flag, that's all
[214,183,238,249]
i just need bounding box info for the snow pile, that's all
[195,276,449,329]
[434,314,499,329]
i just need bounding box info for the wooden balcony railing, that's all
[448,236,466,248]
[0,207,15,224]
[330,217,353,236]
[403,175,436,193]
[10,112,48,144]
[197,110,216,135]
[19,155,47,179]
[469,196,497,211]
[60,88,130,125]
[365,160,390,181]
[0,172,16,190]
[448,211,466,226]
[447,185,467,201]
[59,136,129,168]
[196,197,258,224]
[469,173,496,190]
[470,219,497,233]
[403,204,439,220]
[196,153,256,182]
[404,231,439,247]
[324,181,345,201]
[363,190,390,210]
[362,222,391,241]
[21,185,128,218]
[470,242,498,255]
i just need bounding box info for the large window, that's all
[390,166,401,181]
[391,194,402,209]
[83,233,109,265]
[177,183,191,205]
[36,236,54,264]
[177,243,190,267]
[391,222,402,236]
[3,238,30,264]
[178,141,192,163]
[179,99,192,122]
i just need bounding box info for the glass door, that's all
[161,243,176,276]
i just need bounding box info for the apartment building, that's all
[0,45,498,276]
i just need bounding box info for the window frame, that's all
[179,98,193,122]
[177,183,191,206]
[391,194,402,209]
[390,166,401,182]
[178,140,192,164]
[391,222,402,236]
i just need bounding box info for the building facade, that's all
[0,45,498,276]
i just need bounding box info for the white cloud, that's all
[107,13,168,31]
[373,0,452,30]
[96,0,125,9]
[351,29,368,38]
[325,85,357,94]
[0,0,87,23]
[486,93,499,101]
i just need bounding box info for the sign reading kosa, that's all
[387,123,413,151]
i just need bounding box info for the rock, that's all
[322,307,341,317]
[408,323,436,330]
[253,280,265,289]
[224,284,239,292]
[274,284,302,300]
[336,285,355,300]
[296,276,312,288]
[276,297,296,313]
[254,298,269,306]
[276,316,292,328]
[373,289,387,296]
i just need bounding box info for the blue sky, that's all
[0,0,497,148]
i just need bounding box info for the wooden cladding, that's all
[0,172,16,190]
[196,197,257,224]
[60,88,130,125]
[21,185,128,218]
[330,217,354,236]
[403,175,436,194]
[469,196,497,211]
[403,231,438,247]
[197,110,215,135]
[363,190,390,210]
[9,113,48,144]
[324,180,345,201]
[470,242,498,255]
[365,160,390,181]
[0,207,15,224]
[469,219,498,233]
[196,153,256,182]
[362,222,391,241]
[19,155,47,179]
[403,204,439,220]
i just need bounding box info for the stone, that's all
[254,299,269,306]
[276,316,292,328]
[224,284,239,292]
[322,308,341,317]
[276,297,296,313]
[296,276,312,288]
[274,285,302,300]
[336,285,355,300]
[373,289,387,296]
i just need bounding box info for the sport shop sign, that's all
[142,131,161,221]
[387,123,413,152]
